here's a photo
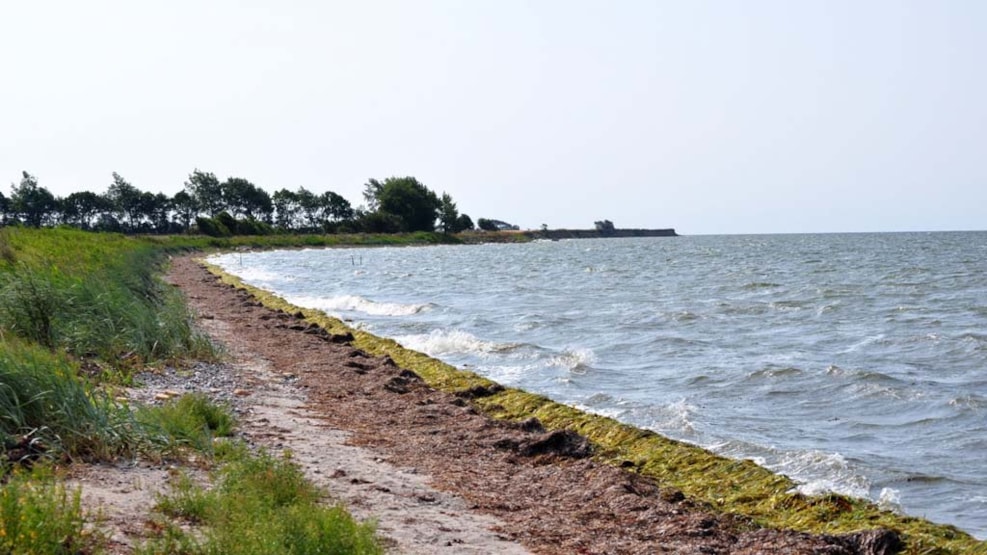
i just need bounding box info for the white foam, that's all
[236,267,293,283]
[878,487,902,513]
[548,348,597,373]
[395,329,517,357]
[286,294,429,317]
[778,450,871,499]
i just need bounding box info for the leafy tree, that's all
[375,177,441,232]
[438,193,460,234]
[322,191,354,224]
[222,177,272,221]
[9,172,57,227]
[456,213,475,232]
[105,172,144,231]
[171,190,197,232]
[295,187,321,231]
[477,218,498,231]
[0,191,8,226]
[149,192,172,233]
[355,209,403,233]
[272,188,302,231]
[61,191,108,229]
[184,169,224,217]
[362,178,383,211]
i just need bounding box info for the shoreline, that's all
[201,255,986,554]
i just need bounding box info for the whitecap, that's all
[395,329,519,357]
[548,348,597,374]
[286,294,430,317]
[778,450,871,499]
[877,488,902,513]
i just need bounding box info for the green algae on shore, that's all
[204,260,987,555]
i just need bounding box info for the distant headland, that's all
[523,227,678,240]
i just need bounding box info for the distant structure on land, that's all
[594,220,616,233]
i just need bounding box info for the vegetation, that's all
[3,170,478,236]
[208,266,987,555]
[0,227,382,553]
[142,447,382,554]
[0,227,213,366]
[0,465,96,555]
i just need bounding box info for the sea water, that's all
[210,232,987,538]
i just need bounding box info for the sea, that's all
[209,232,987,539]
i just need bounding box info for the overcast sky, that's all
[2,1,984,234]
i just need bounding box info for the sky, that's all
[1,1,984,235]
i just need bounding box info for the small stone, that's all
[233,388,252,397]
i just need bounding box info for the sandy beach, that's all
[75,255,909,555]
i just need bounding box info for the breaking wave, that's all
[285,294,431,317]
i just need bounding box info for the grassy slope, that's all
[206,255,987,555]
[0,228,387,554]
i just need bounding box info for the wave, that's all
[777,450,871,499]
[286,294,431,317]
[548,348,597,374]
[743,282,782,290]
[395,329,522,357]
[225,266,292,283]
[747,366,803,379]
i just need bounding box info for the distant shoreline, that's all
[523,227,678,240]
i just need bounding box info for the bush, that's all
[196,216,232,237]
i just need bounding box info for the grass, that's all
[0,338,142,462]
[0,227,386,554]
[141,447,382,555]
[0,227,215,371]
[207,263,987,555]
[0,465,101,555]
[137,393,236,456]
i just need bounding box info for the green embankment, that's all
[206,260,987,555]
[0,228,384,554]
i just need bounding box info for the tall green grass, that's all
[0,227,214,369]
[0,339,141,462]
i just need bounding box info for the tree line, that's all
[0,170,479,236]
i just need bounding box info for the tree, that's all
[105,172,145,231]
[149,192,172,233]
[272,188,302,231]
[477,218,498,231]
[362,178,383,211]
[295,187,321,231]
[438,192,460,234]
[456,213,474,232]
[61,191,107,229]
[222,177,272,221]
[375,177,441,232]
[184,169,224,217]
[0,191,8,226]
[9,172,57,227]
[171,190,197,232]
[322,191,353,223]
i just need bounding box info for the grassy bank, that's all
[0,228,383,553]
[207,261,987,555]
